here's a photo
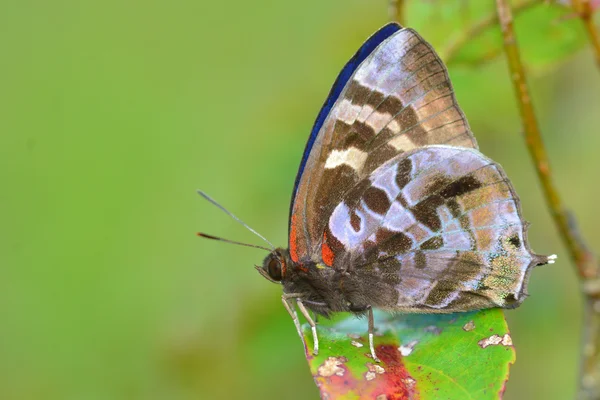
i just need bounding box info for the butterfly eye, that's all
[267,258,283,281]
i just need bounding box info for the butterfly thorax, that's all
[260,248,399,317]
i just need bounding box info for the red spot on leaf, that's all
[314,359,357,398]
[371,344,420,400]
[313,344,420,399]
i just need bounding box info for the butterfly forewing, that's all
[290,24,478,264]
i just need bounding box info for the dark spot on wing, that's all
[377,95,404,115]
[350,212,361,232]
[364,186,391,215]
[377,257,403,286]
[439,176,483,199]
[352,85,385,109]
[503,293,518,306]
[364,143,398,173]
[351,120,376,141]
[423,280,455,306]
[336,128,366,150]
[446,199,462,218]
[420,236,443,251]
[411,195,444,231]
[400,106,429,146]
[425,174,452,195]
[414,251,427,269]
[508,235,521,248]
[395,158,413,189]
[371,229,413,258]
[397,193,409,209]
[410,175,483,234]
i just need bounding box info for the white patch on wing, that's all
[370,164,401,201]
[357,104,374,122]
[441,231,472,251]
[388,134,415,151]
[336,98,362,124]
[382,201,415,232]
[324,147,368,171]
[387,118,401,134]
[329,201,384,251]
[364,110,393,132]
[438,205,459,232]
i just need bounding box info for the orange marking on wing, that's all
[289,214,299,262]
[322,231,335,267]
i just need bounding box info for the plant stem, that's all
[389,0,405,25]
[443,0,541,65]
[494,0,600,398]
[572,0,600,70]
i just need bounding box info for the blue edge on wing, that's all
[288,22,402,228]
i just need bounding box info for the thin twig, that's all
[389,0,405,25]
[443,0,541,64]
[495,0,600,398]
[495,0,596,278]
[572,0,600,69]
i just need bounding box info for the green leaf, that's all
[302,309,515,399]
[406,0,588,70]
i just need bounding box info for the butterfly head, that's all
[256,248,290,284]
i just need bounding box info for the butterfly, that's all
[201,22,556,362]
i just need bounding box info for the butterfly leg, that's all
[281,295,306,351]
[368,306,380,363]
[296,299,319,355]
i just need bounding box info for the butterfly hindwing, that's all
[322,146,545,311]
[290,23,478,264]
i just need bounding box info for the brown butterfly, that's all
[201,22,556,362]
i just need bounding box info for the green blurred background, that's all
[1,0,598,399]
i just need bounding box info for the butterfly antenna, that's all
[197,190,276,250]
[196,232,272,252]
